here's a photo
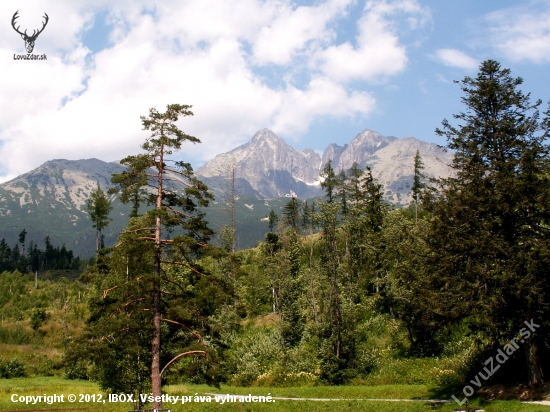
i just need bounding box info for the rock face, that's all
[198,128,454,203]
[321,143,347,168]
[197,128,323,199]
[358,137,453,204]
[330,130,397,170]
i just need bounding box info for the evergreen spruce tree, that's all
[411,150,425,222]
[268,209,279,233]
[320,160,337,203]
[336,169,348,215]
[87,184,113,253]
[431,60,550,385]
[282,197,300,230]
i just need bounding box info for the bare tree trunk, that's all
[231,164,236,254]
[525,338,544,387]
[151,144,164,411]
[307,240,318,326]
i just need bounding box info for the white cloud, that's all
[0,0,422,183]
[435,48,477,70]
[483,2,550,63]
[252,0,352,66]
[314,0,430,82]
[271,77,376,135]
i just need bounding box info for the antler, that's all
[11,11,49,40]
[11,11,25,37]
[32,13,49,39]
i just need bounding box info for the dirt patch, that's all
[478,383,550,401]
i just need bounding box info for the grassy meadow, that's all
[0,378,548,411]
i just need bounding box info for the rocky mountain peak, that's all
[335,130,398,171]
[197,129,324,198]
[250,128,283,144]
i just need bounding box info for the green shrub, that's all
[0,325,42,345]
[225,325,321,386]
[0,358,26,378]
[30,308,47,330]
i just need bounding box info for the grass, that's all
[0,378,547,411]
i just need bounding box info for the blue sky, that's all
[1,0,550,182]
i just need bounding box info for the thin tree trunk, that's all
[231,164,236,254]
[308,240,318,326]
[525,338,544,387]
[151,143,164,411]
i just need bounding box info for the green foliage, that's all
[87,184,113,251]
[268,209,278,232]
[226,324,319,387]
[282,198,300,229]
[29,308,47,330]
[0,358,26,378]
[319,159,337,202]
[429,60,550,384]
[0,325,42,345]
[218,224,236,253]
[0,235,82,274]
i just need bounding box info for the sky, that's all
[1,0,550,183]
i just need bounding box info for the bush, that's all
[225,325,321,386]
[0,325,42,345]
[0,358,26,378]
[30,308,47,330]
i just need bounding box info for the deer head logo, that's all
[11,11,49,54]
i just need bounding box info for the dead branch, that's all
[161,318,203,343]
[161,260,205,276]
[102,276,145,299]
[124,298,147,308]
[102,286,118,299]
[166,207,192,218]
[161,277,186,294]
[160,351,206,377]
[138,237,174,244]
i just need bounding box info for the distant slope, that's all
[0,159,131,257]
[0,158,301,255]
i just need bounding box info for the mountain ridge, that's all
[197,128,453,203]
[0,128,454,256]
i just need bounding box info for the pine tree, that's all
[268,209,279,233]
[411,150,425,222]
[346,162,364,204]
[87,184,113,253]
[336,169,348,215]
[109,104,215,409]
[18,229,27,255]
[282,197,300,230]
[320,160,337,203]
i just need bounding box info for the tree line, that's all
[0,231,82,273]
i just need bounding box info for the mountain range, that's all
[197,128,453,204]
[0,129,453,256]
